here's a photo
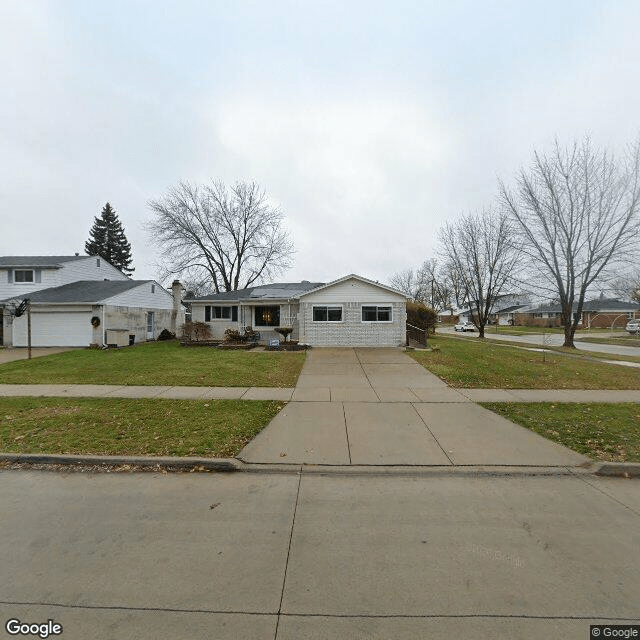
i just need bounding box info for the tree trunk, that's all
[478,325,485,338]
[563,323,576,348]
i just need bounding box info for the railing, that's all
[406,323,429,347]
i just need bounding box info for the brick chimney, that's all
[171,280,182,334]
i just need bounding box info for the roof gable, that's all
[298,274,409,299]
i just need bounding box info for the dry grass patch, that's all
[0,397,284,457]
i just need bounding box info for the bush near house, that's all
[180,321,212,342]
[407,302,438,333]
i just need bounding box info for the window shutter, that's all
[205,306,211,322]
[35,269,42,283]
[7,270,12,283]
[232,306,238,322]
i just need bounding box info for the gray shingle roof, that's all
[0,256,89,268]
[189,281,324,302]
[0,280,152,304]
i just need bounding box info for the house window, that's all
[255,305,280,327]
[205,305,238,322]
[313,306,343,322]
[146,311,155,334]
[362,305,392,322]
[14,270,34,283]
[96,258,101,267]
[151,284,155,293]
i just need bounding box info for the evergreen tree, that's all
[85,203,134,276]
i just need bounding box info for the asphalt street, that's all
[1,470,638,639]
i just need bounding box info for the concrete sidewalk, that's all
[1,384,639,403]
[238,348,593,468]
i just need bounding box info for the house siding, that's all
[191,302,302,342]
[299,278,407,347]
[0,256,128,300]
[105,282,174,309]
[102,304,174,344]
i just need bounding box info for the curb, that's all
[0,453,238,472]
[591,461,640,478]
[3,454,638,477]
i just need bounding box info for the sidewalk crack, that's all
[410,403,454,465]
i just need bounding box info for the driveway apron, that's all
[237,348,588,467]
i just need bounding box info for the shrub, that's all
[275,327,293,342]
[157,329,176,341]
[407,302,437,333]
[224,328,245,343]
[180,321,212,342]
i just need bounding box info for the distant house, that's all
[0,255,184,347]
[518,298,640,328]
[189,274,408,347]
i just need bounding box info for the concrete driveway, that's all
[1,470,638,639]
[0,347,77,364]
[239,348,587,468]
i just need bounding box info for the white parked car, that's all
[625,319,640,334]
[454,321,476,332]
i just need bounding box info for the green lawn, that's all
[0,341,305,387]
[0,397,283,457]
[411,335,640,389]
[483,402,640,463]
[576,334,640,347]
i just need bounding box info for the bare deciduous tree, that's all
[147,180,294,292]
[439,209,520,338]
[611,270,640,304]
[390,267,428,303]
[500,138,640,347]
[390,259,452,312]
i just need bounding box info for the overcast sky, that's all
[2,0,639,286]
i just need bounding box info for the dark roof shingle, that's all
[1,280,152,304]
[0,256,89,268]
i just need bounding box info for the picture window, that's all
[361,305,392,322]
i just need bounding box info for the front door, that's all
[146,311,155,340]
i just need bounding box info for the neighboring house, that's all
[492,304,531,326]
[0,255,184,347]
[1,280,183,347]
[189,274,408,347]
[0,255,129,299]
[518,298,640,328]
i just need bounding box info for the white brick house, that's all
[189,274,408,347]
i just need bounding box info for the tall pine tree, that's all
[85,203,134,276]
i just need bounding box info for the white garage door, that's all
[13,311,93,347]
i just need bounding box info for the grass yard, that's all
[0,340,305,387]
[410,335,640,389]
[482,402,640,463]
[0,397,283,457]
[576,334,640,347]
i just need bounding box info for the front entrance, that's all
[254,305,280,327]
